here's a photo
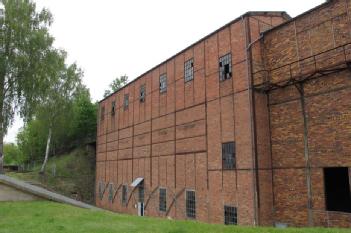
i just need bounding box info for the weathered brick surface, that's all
[96,1,351,228]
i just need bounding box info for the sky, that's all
[4,0,325,143]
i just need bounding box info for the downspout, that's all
[295,83,313,226]
[243,15,260,226]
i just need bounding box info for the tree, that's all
[36,57,82,174]
[103,75,128,97]
[0,0,58,173]
[3,143,23,165]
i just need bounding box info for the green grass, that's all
[0,201,349,233]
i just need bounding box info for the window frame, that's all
[108,183,114,202]
[100,106,105,121]
[159,188,167,212]
[224,205,238,225]
[138,182,145,203]
[185,190,196,219]
[122,184,128,205]
[159,73,167,93]
[98,180,104,200]
[111,101,116,116]
[222,142,236,170]
[219,53,232,82]
[140,84,146,103]
[184,58,194,82]
[124,94,129,110]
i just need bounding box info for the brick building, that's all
[96,0,351,227]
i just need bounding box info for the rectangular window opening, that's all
[224,206,237,225]
[186,190,196,218]
[184,58,194,82]
[222,142,236,170]
[140,84,146,103]
[159,188,167,212]
[124,94,129,110]
[108,183,114,202]
[111,101,116,116]
[122,185,128,205]
[324,167,351,213]
[160,74,167,93]
[219,53,232,81]
[138,182,144,203]
[100,106,105,121]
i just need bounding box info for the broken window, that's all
[140,84,146,103]
[111,101,116,116]
[224,206,237,225]
[219,53,232,81]
[160,74,167,93]
[324,167,351,213]
[186,190,196,218]
[124,94,129,110]
[184,58,194,82]
[122,185,128,205]
[159,188,167,212]
[222,142,236,170]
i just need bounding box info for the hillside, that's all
[7,147,95,204]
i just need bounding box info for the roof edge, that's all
[99,11,290,103]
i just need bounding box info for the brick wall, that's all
[253,0,351,227]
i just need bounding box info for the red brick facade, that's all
[96,0,351,227]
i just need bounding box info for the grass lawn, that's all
[0,201,350,233]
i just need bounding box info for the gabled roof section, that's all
[99,11,290,103]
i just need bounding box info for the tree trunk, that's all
[40,127,52,174]
[0,129,3,174]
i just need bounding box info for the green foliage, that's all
[3,143,23,165]
[17,87,97,164]
[104,75,128,97]
[0,201,349,233]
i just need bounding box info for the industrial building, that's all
[96,0,351,227]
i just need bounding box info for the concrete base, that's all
[0,183,43,201]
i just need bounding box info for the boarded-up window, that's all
[122,185,127,204]
[108,183,114,202]
[111,101,116,115]
[160,74,167,93]
[100,106,105,121]
[219,53,232,81]
[140,84,146,103]
[124,94,129,110]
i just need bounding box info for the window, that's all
[219,53,232,81]
[224,206,237,225]
[111,101,116,115]
[98,180,104,200]
[159,188,167,212]
[100,106,105,121]
[186,190,196,218]
[140,84,146,103]
[138,182,144,203]
[108,183,114,202]
[160,74,167,93]
[222,142,235,170]
[184,58,194,82]
[122,185,128,204]
[324,167,351,213]
[124,94,129,110]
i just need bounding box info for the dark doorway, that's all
[324,167,351,213]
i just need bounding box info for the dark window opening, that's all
[186,190,196,218]
[219,53,232,81]
[324,167,351,213]
[100,106,105,121]
[184,58,194,82]
[122,185,128,205]
[108,183,114,202]
[160,74,167,93]
[140,84,146,103]
[222,142,236,170]
[159,188,167,212]
[111,101,116,116]
[138,182,144,203]
[224,206,237,225]
[124,94,129,110]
